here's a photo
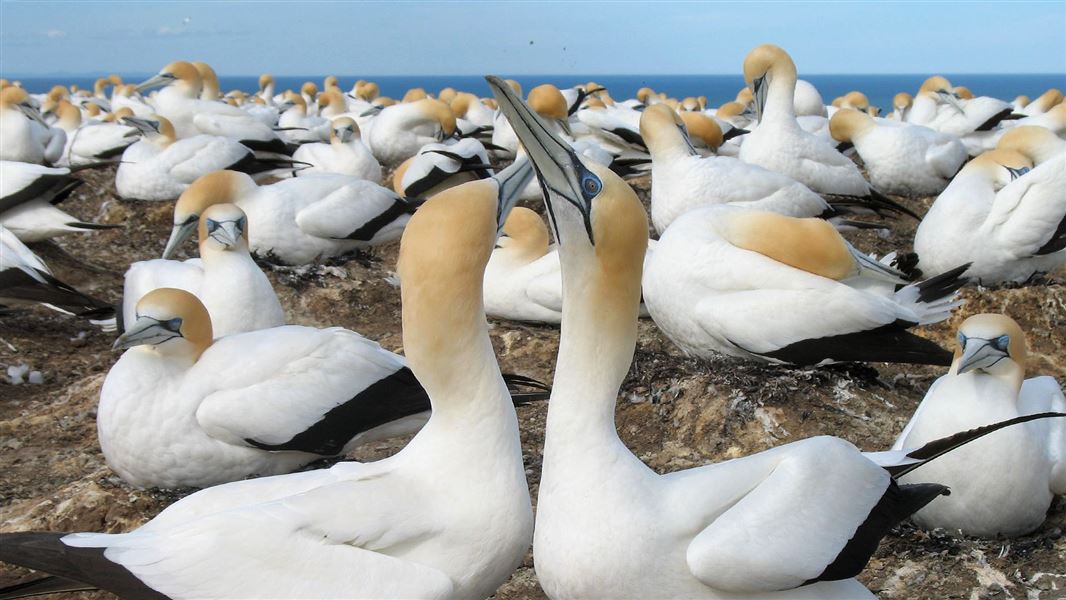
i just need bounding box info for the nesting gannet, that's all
[894,314,1066,537]
[0,87,57,164]
[906,76,1022,138]
[292,117,382,182]
[641,104,829,234]
[1022,88,1063,116]
[914,144,1064,284]
[888,92,913,121]
[393,138,492,198]
[0,156,538,599]
[644,205,966,366]
[0,161,120,242]
[485,73,1050,600]
[162,170,417,265]
[793,79,827,117]
[829,108,967,197]
[450,91,495,129]
[366,98,456,166]
[0,224,114,321]
[47,100,138,167]
[738,45,916,220]
[135,61,290,154]
[276,91,331,144]
[116,115,300,201]
[193,61,221,101]
[122,204,285,338]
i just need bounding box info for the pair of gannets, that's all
[45,100,138,167]
[163,169,416,265]
[914,127,1065,284]
[0,224,113,321]
[484,74,1063,600]
[122,203,285,338]
[115,115,301,201]
[0,156,539,599]
[292,117,382,182]
[829,108,968,197]
[0,161,120,242]
[894,314,1066,537]
[738,45,916,220]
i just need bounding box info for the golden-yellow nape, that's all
[450,92,477,117]
[735,87,753,106]
[0,86,30,107]
[527,84,567,120]
[829,108,874,143]
[954,313,1027,366]
[160,60,201,83]
[404,88,428,103]
[258,73,274,90]
[715,101,745,119]
[1031,88,1063,112]
[742,44,796,85]
[953,86,974,100]
[721,212,857,280]
[374,95,396,107]
[919,75,953,94]
[638,103,682,146]
[500,207,550,260]
[134,287,214,354]
[893,92,913,110]
[301,82,319,98]
[505,79,523,98]
[416,98,457,135]
[392,156,414,195]
[679,112,723,150]
[438,87,458,104]
[996,125,1061,163]
[323,75,339,90]
[481,98,498,110]
[175,170,252,221]
[636,87,655,103]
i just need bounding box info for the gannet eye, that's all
[581,173,601,198]
[163,318,183,332]
[237,216,247,232]
[206,219,220,233]
[993,335,1010,351]
[957,332,967,346]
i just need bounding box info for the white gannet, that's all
[276,91,330,144]
[47,99,138,167]
[643,205,967,366]
[116,115,300,202]
[193,61,221,101]
[162,170,418,265]
[906,76,1022,138]
[1,161,120,242]
[486,73,1044,600]
[1021,88,1063,116]
[109,83,154,117]
[366,98,457,166]
[914,141,1064,284]
[889,92,913,121]
[292,117,382,182]
[738,45,916,220]
[640,103,829,234]
[894,314,1066,537]
[794,79,827,117]
[829,108,967,197]
[450,91,495,129]
[122,203,285,338]
[484,206,564,323]
[0,224,114,321]
[392,138,492,198]
[135,61,291,155]
[0,157,538,599]
[0,87,56,164]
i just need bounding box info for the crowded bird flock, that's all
[1,42,1064,599]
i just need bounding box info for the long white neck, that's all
[764,70,798,123]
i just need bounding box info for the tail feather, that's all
[826,188,920,221]
[892,263,970,325]
[0,575,95,599]
[501,372,552,404]
[64,221,123,232]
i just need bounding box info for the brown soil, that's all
[1,166,1063,599]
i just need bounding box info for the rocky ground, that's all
[1,165,1064,599]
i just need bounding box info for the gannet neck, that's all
[764,67,798,122]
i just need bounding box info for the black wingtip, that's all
[868,187,921,220]
[65,221,123,231]
[912,262,971,303]
[501,372,551,405]
[888,412,1066,478]
[0,575,96,599]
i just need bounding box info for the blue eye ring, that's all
[206,218,220,232]
[581,172,601,198]
[993,335,1010,351]
[957,332,967,346]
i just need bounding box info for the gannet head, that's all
[716,101,746,121]
[198,203,248,253]
[996,125,1063,165]
[952,313,1026,381]
[636,87,655,104]
[373,95,396,107]
[258,74,274,92]
[842,91,871,113]
[53,100,82,129]
[497,206,550,261]
[331,116,359,143]
[324,75,339,91]
[438,87,458,104]
[85,102,102,118]
[93,78,110,97]
[279,91,306,114]
[113,288,212,359]
[1,87,49,126]
[413,98,457,139]
[122,114,176,146]
[528,84,568,121]
[403,88,428,102]
[893,92,913,111]
[108,74,123,86]
[301,81,319,99]
[105,106,134,123]
[487,74,647,273]
[1030,88,1063,113]
[1014,94,1031,107]
[505,79,523,98]
[743,44,797,122]
[953,86,974,100]
[829,108,875,144]
[640,103,698,156]
[136,60,201,96]
[165,171,257,258]
[679,112,723,151]
[918,75,961,110]
[450,92,478,118]
[963,148,1033,189]
[354,80,379,101]
[193,61,220,99]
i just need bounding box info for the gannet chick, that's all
[0,224,114,321]
[292,117,382,182]
[0,158,538,599]
[829,108,967,197]
[366,98,456,166]
[116,115,300,201]
[0,161,120,242]
[738,45,916,220]
[162,170,417,265]
[122,203,285,338]
[485,73,1048,600]
[641,103,829,234]
[393,138,492,198]
[914,146,1064,284]
[894,314,1066,537]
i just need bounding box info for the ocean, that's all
[8,73,1065,110]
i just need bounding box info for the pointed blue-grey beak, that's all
[113,315,182,350]
[956,335,1011,375]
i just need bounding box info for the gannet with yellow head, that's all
[1022,88,1062,116]
[485,71,1035,600]
[893,313,1066,537]
[276,91,331,143]
[192,61,220,101]
[907,75,1022,139]
[0,156,541,599]
[828,108,967,197]
[291,116,382,182]
[639,103,829,233]
[1,86,54,163]
[46,99,138,167]
[0,161,120,242]
[366,98,456,165]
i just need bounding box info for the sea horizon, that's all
[6,72,1064,110]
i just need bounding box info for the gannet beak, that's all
[277,100,296,112]
[490,155,534,235]
[135,73,174,94]
[113,316,182,351]
[163,216,198,259]
[486,74,595,243]
[937,90,964,113]
[207,218,243,249]
[18,103,49,127]
[751,76,767,123]
[956,335,1010,374]
[122,116,159,135]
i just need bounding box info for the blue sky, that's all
[2,1,1064,76]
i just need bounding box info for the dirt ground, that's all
[1,165,1064,599]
